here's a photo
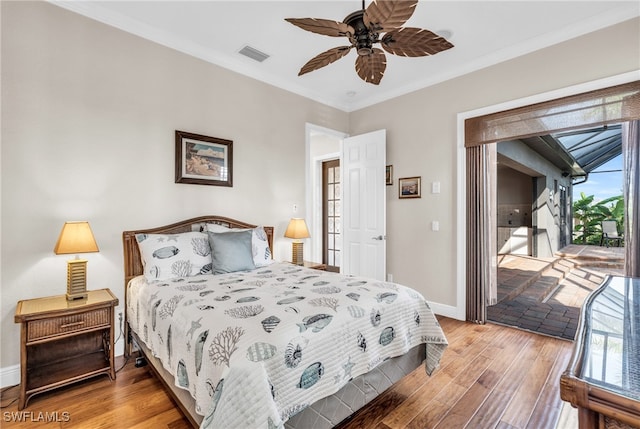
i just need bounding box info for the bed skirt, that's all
[130,329,425,429]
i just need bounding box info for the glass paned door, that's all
[323,159,341,272]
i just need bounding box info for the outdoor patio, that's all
[488,244,625,340]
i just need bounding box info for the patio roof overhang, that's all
[552,124,622,174]
[518,124,622,179]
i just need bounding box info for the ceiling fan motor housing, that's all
[344,10,378,56]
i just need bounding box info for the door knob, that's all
[372,235,386,240]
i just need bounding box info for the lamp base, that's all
[291,242,304,266]
[66,259,88,301]
[66,292,88,301]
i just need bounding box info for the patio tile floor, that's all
[488,245,624,341]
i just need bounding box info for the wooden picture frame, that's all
[386,165,393,185]
[175,130,233,186]
[399,176,421,198]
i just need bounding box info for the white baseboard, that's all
[1,364,20,388]
[428,301,465,321]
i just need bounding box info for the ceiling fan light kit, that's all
[285,0,453,85]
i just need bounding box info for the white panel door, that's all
[341,129,386,280]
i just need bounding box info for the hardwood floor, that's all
[1,317,574,429]
[336,317,574,429]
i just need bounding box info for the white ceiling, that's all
[52,1,639,112]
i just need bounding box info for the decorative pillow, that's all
[207,230,256,274]
[251,226,273,267]
[135,232,212,280]
[207,224,273,267]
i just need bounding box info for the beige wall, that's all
[349,17,640,307]
[0,1,347,374]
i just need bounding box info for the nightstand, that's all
[14,288,119,409]
[303,261,328,271]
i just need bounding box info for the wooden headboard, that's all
[122,215,274,287]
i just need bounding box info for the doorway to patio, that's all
[462,79,639,329]
[487,125,625,340]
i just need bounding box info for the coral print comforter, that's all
[126,262,448,429]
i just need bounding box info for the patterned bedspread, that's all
[126,262,448,429]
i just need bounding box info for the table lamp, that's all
[284,218,310,265]
[54,221,99,300]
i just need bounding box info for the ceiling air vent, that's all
[238,45,270,62]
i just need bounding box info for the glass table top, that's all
[582,276,640,401]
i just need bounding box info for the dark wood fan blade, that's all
[364,0,418,32]
[381,27,454,57]
[355,48,386,85]
[285,18,354,37]
[299,46,353,76]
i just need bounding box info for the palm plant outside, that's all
[572,192,624,245]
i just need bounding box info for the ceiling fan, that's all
[285,0,454,85]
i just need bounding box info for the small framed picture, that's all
[175,130,233,187]
[399,176,421,199]
[386,165,393,186]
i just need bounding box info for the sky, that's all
[572,154,623,203]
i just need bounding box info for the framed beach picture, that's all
[175,130,233,186]
[399,176,421,198]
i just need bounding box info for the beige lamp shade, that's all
[284,218,310,240]
[285,218,309,266]
[54,221,99,255]
[54,221,99,301]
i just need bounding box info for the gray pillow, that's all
[208,230,256,274]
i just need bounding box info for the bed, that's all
[123,215,448,429]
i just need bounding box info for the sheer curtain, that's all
[466,144,497,323]
[622,120,640,278]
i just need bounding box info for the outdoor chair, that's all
[600,220,623,247]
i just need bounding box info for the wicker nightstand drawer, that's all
[26,308,110,342]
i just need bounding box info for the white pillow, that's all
[135,232,212,280]
[206,224,273,267]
